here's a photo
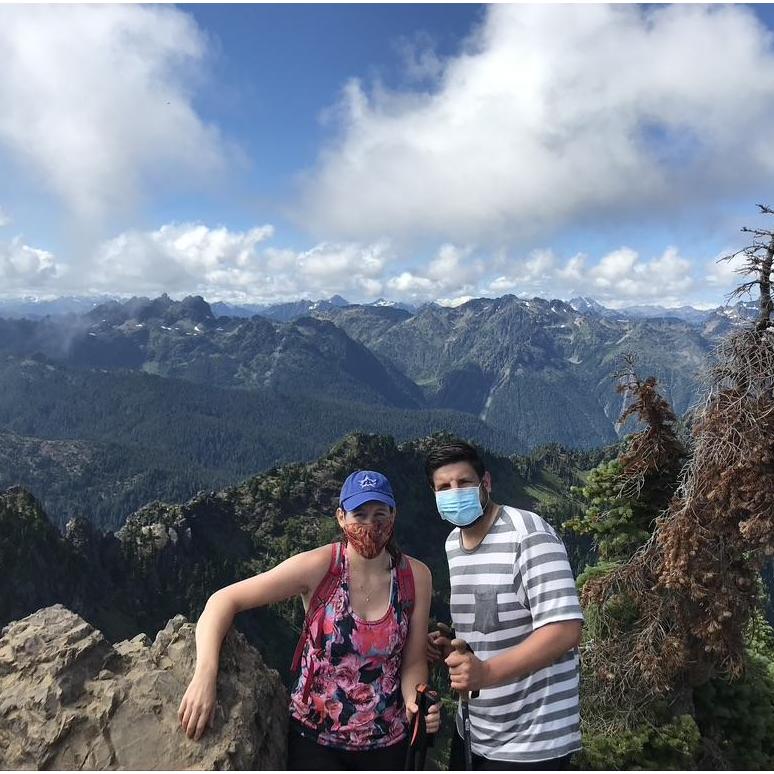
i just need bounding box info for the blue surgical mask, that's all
[435,484,487,527]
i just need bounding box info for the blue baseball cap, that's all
[339,470,396,512]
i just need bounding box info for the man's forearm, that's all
[481,620,582,689]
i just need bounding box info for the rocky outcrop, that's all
[0,605,287,770]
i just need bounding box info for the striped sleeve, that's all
[516,530,583,629]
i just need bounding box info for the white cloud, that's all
[387,271,436,295]
[0,5,228,222]
[437,295,474,308]
[705,248,749,288]
[0,236,63,289]
[394,32,446,84]
[481,245,695,306]
[384,243,482,301]
[0,207,10,227]
[84,223,394,303]
[90,223,275,295]
[300,4,774,245]
[0,217,739,309]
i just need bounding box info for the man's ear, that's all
[482,471,492,494]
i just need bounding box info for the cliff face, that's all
[0,605,288,770]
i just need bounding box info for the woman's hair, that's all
[336,506,403,567]
[424,440,486,488]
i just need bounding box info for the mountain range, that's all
[0,291,757,528]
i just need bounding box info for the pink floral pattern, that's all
[289,550,410,750]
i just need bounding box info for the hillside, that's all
[0,432,597,675]
[0,358,534,529]
[0,292,750,456]
[314,295,711,447]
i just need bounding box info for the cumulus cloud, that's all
[84,223,394,303]
[0,5,228,221]
[90,223,275,296]
[299,4,774,244]
[394,31,446,84]
[4,216,738,309]
[0,236,63,291]
[80,225,483,304]
[704,246,756,304]
[483,245,695,307]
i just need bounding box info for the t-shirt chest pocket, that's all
[473,586,499,634]
[473,581,528,634]
[472,583,516,634]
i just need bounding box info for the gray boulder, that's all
[0,604,288,770]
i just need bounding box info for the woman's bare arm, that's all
[400,557,441,733]
[178,545,331,740]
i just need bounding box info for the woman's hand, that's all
[178,672,217,741]
[405,699,442,734]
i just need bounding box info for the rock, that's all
[0,605,288,770]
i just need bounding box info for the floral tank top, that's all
[289,548,411,750]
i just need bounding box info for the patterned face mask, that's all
[342,516,395,559]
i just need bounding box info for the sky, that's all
[2,2,774,309]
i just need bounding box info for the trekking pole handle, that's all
[451,638,471,703]
[437,622,453,638]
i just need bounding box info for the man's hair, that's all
[424,441,486,487]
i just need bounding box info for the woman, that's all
[178,469,440,770]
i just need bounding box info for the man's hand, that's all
[427,629,452,663]
[445,647,489,693]
[406,698,442,734]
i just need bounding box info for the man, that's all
[426,441,583,770]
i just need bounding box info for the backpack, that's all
[290,541,415,701]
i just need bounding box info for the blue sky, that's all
[1,3,774,308]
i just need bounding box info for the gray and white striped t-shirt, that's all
[447,505,584,763]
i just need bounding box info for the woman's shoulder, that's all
[402,554,432,584]
[290,543,342,592]
[296,543,341,570]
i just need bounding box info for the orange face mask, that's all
[342,517,395,559]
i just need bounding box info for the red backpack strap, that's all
[396,554,415,613]
[290,542,344,673]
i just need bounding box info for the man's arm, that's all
[447,526,583,692]
[446,619,581,692]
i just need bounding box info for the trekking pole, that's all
[451,638,473,771]
[437,621,453,639]
[438,624,479,699]
[404,682,439,770]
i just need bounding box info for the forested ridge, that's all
[0,357,523,530]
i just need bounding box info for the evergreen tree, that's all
[575,205,774,769]
[567,354,687,563]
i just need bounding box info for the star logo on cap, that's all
[359,474,377,489]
